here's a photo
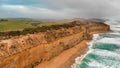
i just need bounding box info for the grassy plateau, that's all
[0,19,66,32]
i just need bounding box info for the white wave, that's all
[71,35,120,68]
[108,32,120,35]
[110,27,120,32]
[92,49,120,59]
[105,19,120,32]
[93,34,99,41]
[87,60,110,68]
[87,34,101,49]
[72,19,120,68]
[87,58,120,68]
[86,49,120,68]
[71,49,94,68]
[96,37,120,45]
[71,34,100,68]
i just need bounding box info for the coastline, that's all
[0,20,110,68]
[35,31,111,68]
[35,40,88,68]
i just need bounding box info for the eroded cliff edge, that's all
[0,20,110,68]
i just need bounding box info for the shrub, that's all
[0,21,81,37]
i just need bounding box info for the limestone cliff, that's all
[0,20,110,68]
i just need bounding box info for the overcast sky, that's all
[0,0,120,20]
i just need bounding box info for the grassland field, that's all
[0,20,68,32]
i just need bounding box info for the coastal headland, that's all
[0,19,110,68]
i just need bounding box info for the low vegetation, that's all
[0,21,80,37]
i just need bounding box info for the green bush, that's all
[0,21,81,37]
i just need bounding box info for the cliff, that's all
[0,20,110,68]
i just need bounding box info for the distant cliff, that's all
[0,20,110,68]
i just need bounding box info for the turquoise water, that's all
[72,20,120,68]
[79,41,120,68]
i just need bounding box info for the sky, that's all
[0,0,120,20]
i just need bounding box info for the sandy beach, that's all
[35,40,88,68]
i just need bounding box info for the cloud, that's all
[0,0,120,19]
[0,4,70,19]
[46,0,120,18]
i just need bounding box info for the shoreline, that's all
[35,32,110,68]
[35,40,89,68]
[0,20,110,68]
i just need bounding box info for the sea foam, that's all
[72,20,120,68]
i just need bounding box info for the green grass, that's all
[0,20,34,32]
[0,20,68,32]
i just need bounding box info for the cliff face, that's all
[0,20,110,68]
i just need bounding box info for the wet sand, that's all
[35,40,88,68]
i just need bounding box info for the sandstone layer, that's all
[35,40,88,68]
[0,20,110,68]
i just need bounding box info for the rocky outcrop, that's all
[0,20,110,68]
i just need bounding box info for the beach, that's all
[35,40,88,68]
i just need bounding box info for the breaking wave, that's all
[72,20,120,68]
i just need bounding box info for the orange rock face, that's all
[0,20,110,68]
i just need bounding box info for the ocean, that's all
[72,20,120,68]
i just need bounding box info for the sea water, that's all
[72,20,120,68]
